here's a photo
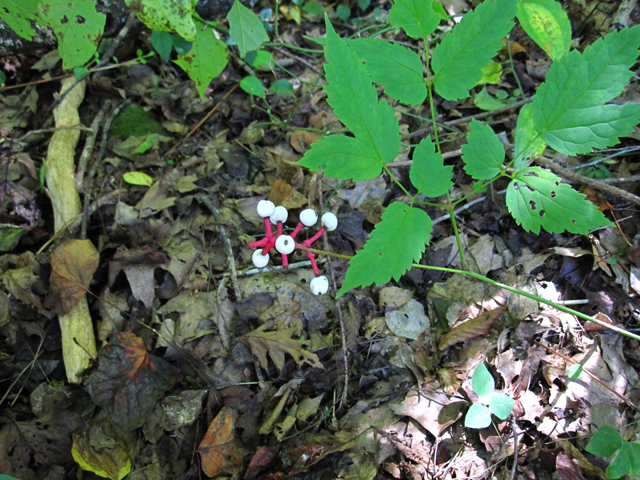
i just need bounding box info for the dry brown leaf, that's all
[50,239,99,315]
[198,407,245,477]
[290,129,322,153]
[438,306,507,350]
[238,326,324,373]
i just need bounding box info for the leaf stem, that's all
[293,247,640,342]
[383,164,412,199]
[447,192,467,269]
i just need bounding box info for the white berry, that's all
[300,209,318,227]
[252,250,269,268]
[310,276,329,295]
[321,212,338,231]
[270,206,289,224]
[257,200,276,218]
[275,235,295,254]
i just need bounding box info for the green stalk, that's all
[298,246,640,342]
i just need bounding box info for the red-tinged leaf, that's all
[198,407,247,477]
[556,452,587,480]
[50,239,99,314]
[438,306,507,350]
[84,332,182,430]
[245,446,280,480]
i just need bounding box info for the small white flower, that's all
[252,250,269,268]
[310,275,329,295]
[321,212,338,231]
[300,208,318,227]
[257,200,276,218]
[270,206,289,224]
[275,235,295,254]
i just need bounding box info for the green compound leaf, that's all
[461,119,505,180]
[471,363,494,398]
[0,0,39,40]
[338,203,432,296]
[410,136,453,197]
[586,425,623,458]
[227,0,269,57]
[174,24,228,98]
[533,26,640,156]
[489,393,515,420]
[125,0,195,41]
[348,38,426,106]
[39,0,106,69]
[607,443,631,479]
[516,0,571,60]
[506,167,612,234]
[513,102,547,171]
[465,403,491,429]
[431,0,516,101]
[388,0,440,39]
[298,18,400,182]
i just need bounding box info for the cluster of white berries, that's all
[249,200,338,295]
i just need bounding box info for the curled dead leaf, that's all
[438,306,507,350]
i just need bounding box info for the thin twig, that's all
[535,341,640,414]
[76,101,111,189]
[197,193,242,300]
[163,84,238,159]
[403,97,532,140]
[535,156,640,206]
[81,99,130,239]
[509,416,519,480]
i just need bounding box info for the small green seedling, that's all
[586,425,640,479]
[465,363,515,429]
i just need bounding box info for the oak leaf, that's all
[238,326,324,373]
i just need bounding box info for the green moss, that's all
[110,105,166,139]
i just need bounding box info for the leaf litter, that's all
[1,0,640,479]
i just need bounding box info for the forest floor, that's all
[1,0,640,479]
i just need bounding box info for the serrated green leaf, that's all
[465,403,492,429]
[567,363,582,379]
[506,167,612,234]
[0,0,39,40]
[472,363,494,397]
[513,103,547,171]
[227,0,269,57]
[125,0,195,41]
[298,18,400,182]
[174,24,228,98]
[516,0,571,60]
[338,203,432,296]
[461,119,505,180]
[474,87,506,111]
[348,38,426,106]
[607,444,631,479]
[39,0,106,69]
[489,393,514,419]
[123,171,154,186]
[586,425,623,458]
[239,76,266,97]
[388,0,440,38]
[532,26,640,156]
[431,0,516,101]
[626,442,640,477]
[410,136,453,197]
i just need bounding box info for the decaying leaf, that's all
[50,239,99,314]
[72,421,132,480]
[239,326,324,372]
[84,332,181,430]
[198,407,246,477]
[438,306,507,350]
